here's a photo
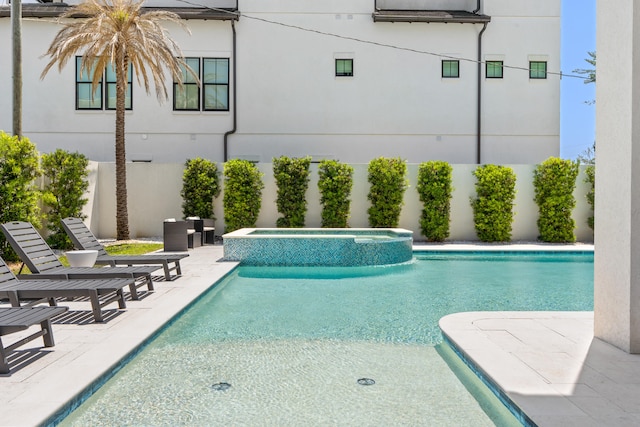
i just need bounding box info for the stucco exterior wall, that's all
[85,162,593,243]
[0,0,560,165]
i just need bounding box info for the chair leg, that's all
[40,318,56,347]
[89,290,104,322]
[0,339,8,374]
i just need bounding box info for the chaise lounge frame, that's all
[1,222,158,299]
[0,306,68,374]
[61,217,188,281]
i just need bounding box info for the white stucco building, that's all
[0,0,560,164]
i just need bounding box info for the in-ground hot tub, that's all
[222,228,413,266]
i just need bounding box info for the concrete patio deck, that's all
[0,243,624,427]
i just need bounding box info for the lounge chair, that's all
[0,306,68,374]
[1,222,158,299]
[61,217,188,281]
[0,256,130,322]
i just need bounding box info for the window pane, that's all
[203,58,229,84]
[530,61,547,79]
[336,59,353,77]
[76,57,99,83]
[77,83,102,109]
[204,84,229,110]
[486,61,503,78]
[174,84,200,110]
[106,83,132,110]
[180,58,200,84]
[442,60,459,78]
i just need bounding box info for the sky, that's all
[561,0,596,160]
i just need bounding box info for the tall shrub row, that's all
[273,156,311,228]
[533,157,580,242]
[416,161,453,242]
[41,149,90,249]
[471,165,517,242]
[367,157,408,228]
[317,160,354,228]
[223,159,264,232]
[181,158,221,220]
[585,165,595,230]
[0,132,42,260]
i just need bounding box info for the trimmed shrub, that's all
[0,132,41,260]
[471,164,516,242]
[416,161,453,242]
[181,158,221,220]
[223,159,264,232]
[41,149,89,249]
[273,156,311,228]
[367,157,408,228]
[585,164,595,230]
[533,157,580,242]
[317,160,354,228]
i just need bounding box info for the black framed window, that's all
[76,57,102,110]
[335,59,353,77]
[174,58,201,111]
[105,64,133,110]
[203,58,229,111]
[442,60,459,78]
[76,56,132,110]
[174,57,229,111]
[486,61,504,79]
[529,61,547,79]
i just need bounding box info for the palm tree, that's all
[41,0,196,240]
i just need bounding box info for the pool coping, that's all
[1,242,601,426]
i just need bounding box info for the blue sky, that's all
[561,0,596,160]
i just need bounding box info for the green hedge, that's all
[181,158,221,220]
[533,157,580,242]
[471,164,516,242]
[223,159,264,232]
[0,132,41,260]
[585,164,595,230]
[273,156,311,228]
[317,160,354,228]
[41,149,89,249]
[367,157,408,228]
[416,161,453,242]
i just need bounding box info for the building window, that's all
[442,60,459,78]
[174,57,229,111]
[76,57,132,111]
[203,58,229,111]
[486,61,503,79]
[335,59,353,77]
[529,61,547,79]
[105,64,133,110]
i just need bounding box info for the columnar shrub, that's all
[416,161,453,242]
[223,159,264,232]
[470,164,516,242]
[181,158,221,220]
[41,149,89,249]
[273,156,311,228]
[367,157,408,228]
[533,157,580,242]
[317,160,354,228]
[585,164,595,230]
[0,132,41,260]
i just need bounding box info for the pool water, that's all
[60,252,593,426]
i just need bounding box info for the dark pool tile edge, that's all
[441,332,538,427]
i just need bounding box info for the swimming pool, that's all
[58,252,593,426]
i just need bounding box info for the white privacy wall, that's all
[84,162,594,243]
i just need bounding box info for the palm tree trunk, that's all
[115,53,129,240]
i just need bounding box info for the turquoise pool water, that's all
[60,252,593,426]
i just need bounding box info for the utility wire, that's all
[174,0,589,81]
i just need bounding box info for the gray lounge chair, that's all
[0,256,130,322]
[0,306,68,374]
[1,222,158,299]
[61,217,188,281]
